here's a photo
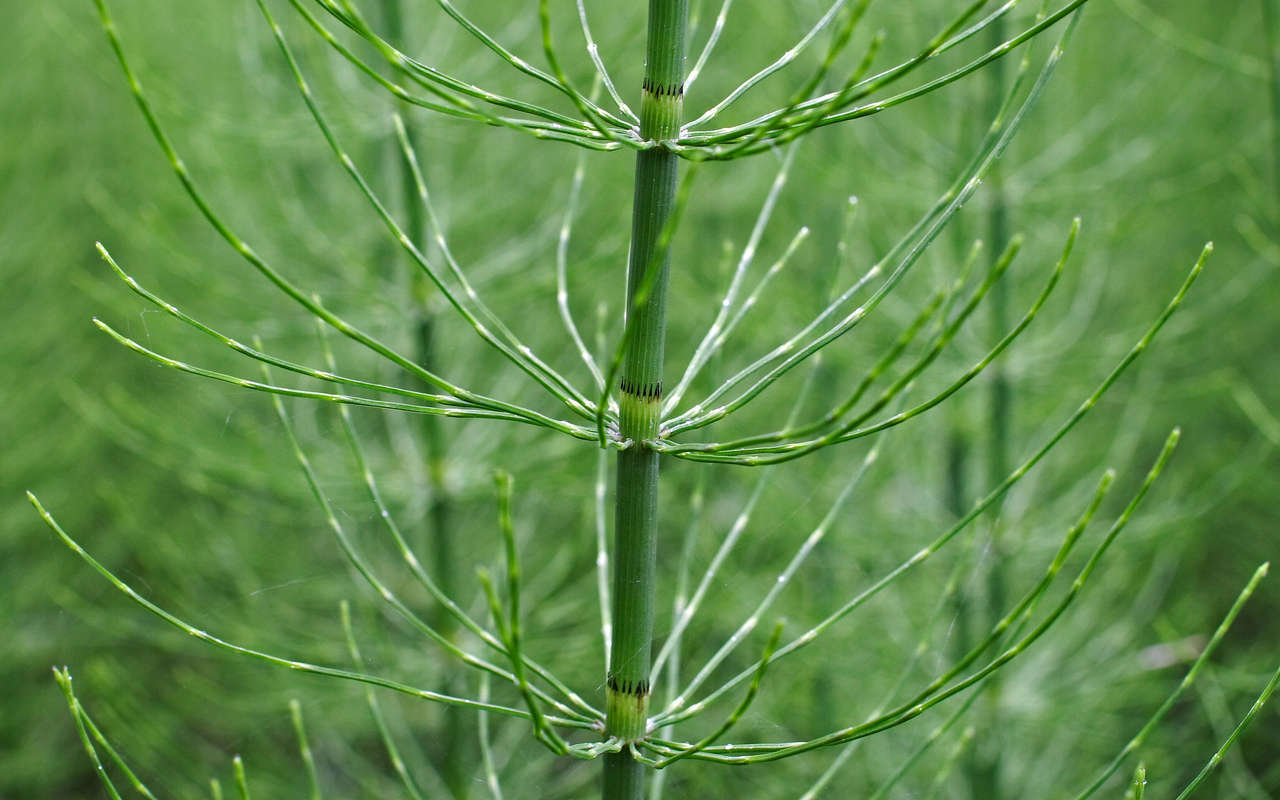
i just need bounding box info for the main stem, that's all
[604,2,688,797]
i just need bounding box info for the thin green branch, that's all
[665,221,1072,463]
[661,37,1046,436]
[54,667,150,800]
[317,330,603,721]
[575,0,640,124]
[683,0,873,130]
[266,359,599,724]
[233,757,251,800]
[678,1,1084,156]
[93,318,546,428]
[539,0,631,145]
[494,470,572,754]
[260,0,601,423]
[94,244,496,415]
[647,623,783,768]
[478,674,505,800]
[714,0,874,159]
[659,460,1112,733]
[289,700,322,800]
[668,230,1030,457]
[797,510,987,800]
[1172,658,1280,800]
[558,152,608,391]
[1127,764,1148,800]
[1072,562,1273,799]
[683,234,1191,707]
[683,0,732,91]
[704,226,809,375]
[1115,0,1268,79]
[658,439,882,720]
[295,0,628,149]
[33,493,572,724]
[647,470,771,686]
[92,0,577,429]
[390,113,601,417]
[651,431,1181,760]
[664,145,798,414]
[655,262,1212,712]
[340,602,433,800]
[324,0,631,128]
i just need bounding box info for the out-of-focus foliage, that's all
[3,1,1277,798]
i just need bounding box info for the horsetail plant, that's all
[35,0,1280,798]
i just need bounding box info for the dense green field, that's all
[4,1,1278,798]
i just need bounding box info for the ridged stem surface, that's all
[604,2,688,798]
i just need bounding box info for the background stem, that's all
[969,12,1011,800]
[1263,0,1280,201]
[381,3,467,796]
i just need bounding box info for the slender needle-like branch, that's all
[656,237,1206,710]
[660,440,882,718]
[260,0,601,423]
[665,145,798,414]
[558,152,608,390]
[539,0,631,145]
[318,330,602,721]
[54,667,153,800]
[266,359,599,724]
[340,602,433,800]
[1172,657,1280,800]
[93,0,583,432]
[575,0,640,124]
[478,674,505,799]
[662,36,1050,435]
[33,493,588,725]
[652,431,1183,761]
[683,0,732,92]
[1072,562,1272,799]
[326,0,631,128]
[296,0,627,149]
[492,471,572,753]
[647,623,783,767]
[289,701,322,800]
[233,757,251,800]
[683,0,867,130]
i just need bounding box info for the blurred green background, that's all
[3,1,1277,798]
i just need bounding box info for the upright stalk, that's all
[381,3,466,795]
[604,2,688,797]
[972,13,1010,800]
[1263,0,1280,201]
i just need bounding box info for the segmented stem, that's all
[604,2,690,797]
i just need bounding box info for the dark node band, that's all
[620,378,663,401]
[641,78,684,98]
[607,675,651,696]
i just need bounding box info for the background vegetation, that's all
[3,0,1277,797]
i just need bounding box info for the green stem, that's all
[984,6,1012,514]
[380,3,467,795]
[604,2,688,797]
[973,12,1010,800]
[1263,0,1280,202]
